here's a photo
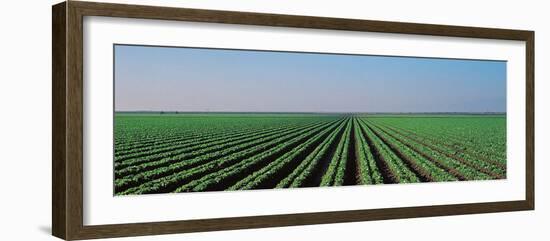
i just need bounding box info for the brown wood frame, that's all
[52,1,535,240]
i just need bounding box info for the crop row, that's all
[115,119,316,157]
[117,119,343,194]
[114,121,321,175]
[363,119,494,180]
[368,117,506,164]
[114,115,506,195]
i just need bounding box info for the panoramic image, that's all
[113,45,506,195]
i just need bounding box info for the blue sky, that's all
[114,45,506,113]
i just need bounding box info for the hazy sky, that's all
[114,45,506,113]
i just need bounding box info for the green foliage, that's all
[113,113,507,195]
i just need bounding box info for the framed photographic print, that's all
[52,1,534,240]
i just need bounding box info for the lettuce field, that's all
[114,113,506,195]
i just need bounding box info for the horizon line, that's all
[115,110,507,114]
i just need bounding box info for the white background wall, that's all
[0,0,547,240]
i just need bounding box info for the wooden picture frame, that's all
[52,1,534,240]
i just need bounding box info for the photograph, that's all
[113,44,507,195]
[41,1,539,239]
